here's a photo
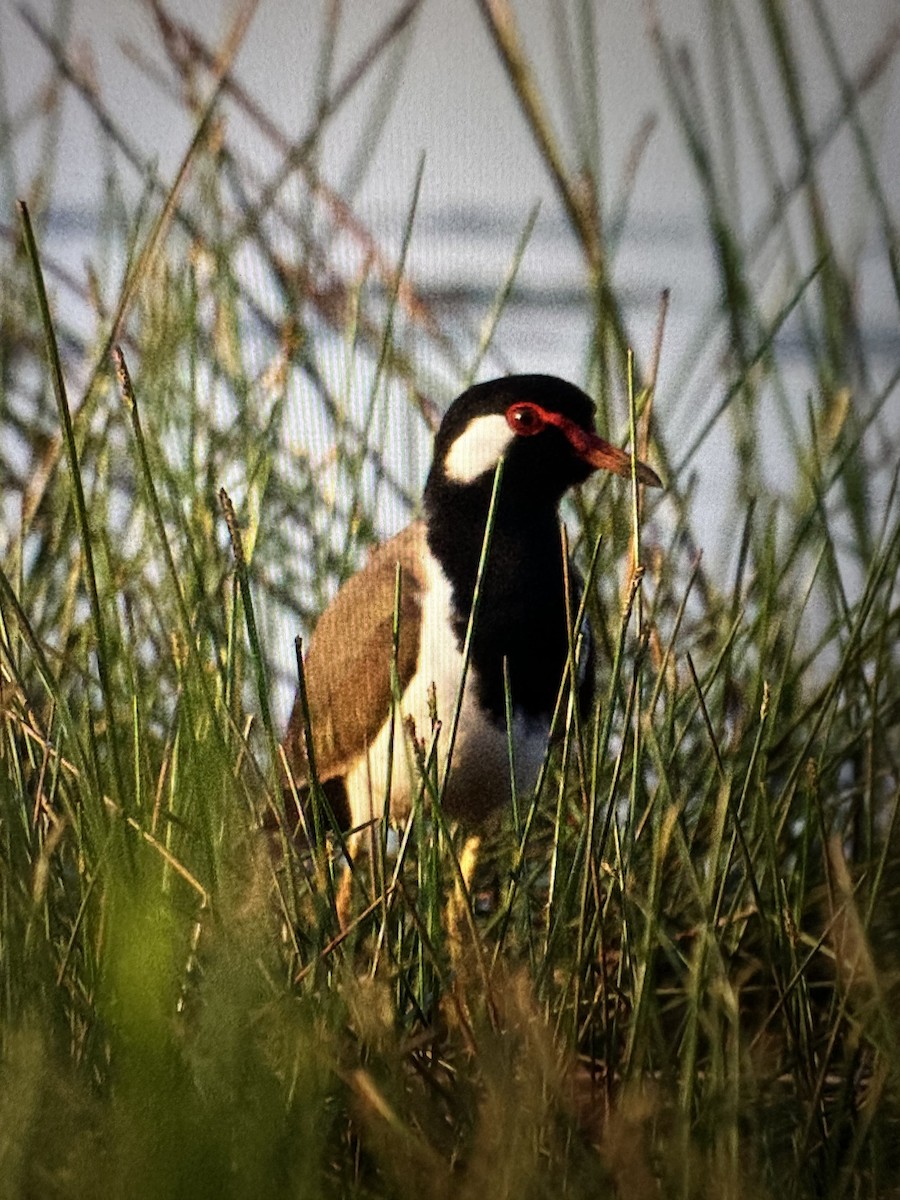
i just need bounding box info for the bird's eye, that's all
[506,402,545,436]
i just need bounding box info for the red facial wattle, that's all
[505,401,662,488]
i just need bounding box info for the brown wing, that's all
[281,521,425,796]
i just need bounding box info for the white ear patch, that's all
[443,413,516,484]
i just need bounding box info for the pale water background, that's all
[3,0,898,716]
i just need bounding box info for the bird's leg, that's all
[335,854,355,932]
[446,833,482,980]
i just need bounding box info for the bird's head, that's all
[426,375,661,510]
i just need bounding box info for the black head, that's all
[425,374,660,512]
[422,375,660,726]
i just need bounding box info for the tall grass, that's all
[1,2,899,1196]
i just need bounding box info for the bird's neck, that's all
[424,482,563,611]
[424,479,576,722]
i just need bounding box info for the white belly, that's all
[343,552,549,829]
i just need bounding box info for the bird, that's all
[279,374,661,843]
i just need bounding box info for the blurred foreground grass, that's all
[1,2,899,1197]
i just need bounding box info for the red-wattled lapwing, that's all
[281,374,660,841]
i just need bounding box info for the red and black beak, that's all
[548,411,662,488]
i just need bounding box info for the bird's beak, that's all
[555,415,663,488]
[578,434,662,487]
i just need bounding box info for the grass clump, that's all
[1,3,899,1196]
